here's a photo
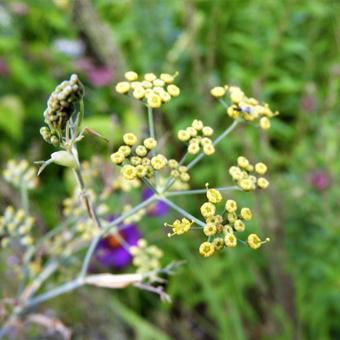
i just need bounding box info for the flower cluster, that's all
[164,218,193,237]
[229,157,269,191]
[210,85,278,129]
[177,119,215,155]
[3,159,38,189]
[115,71,180,108]
[167,159,190,184]
[111,133,167,181]
[0,206,34,248]
[197,186,269,257]
[130,239,163,274]
[40,74,84,146]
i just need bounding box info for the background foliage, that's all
[0,0,339,339]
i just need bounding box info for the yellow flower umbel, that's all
[110,133,170,182]
[115,71,179,108]
[229,157,270,191]
[210,84,278,128]
[165,218,193,237]
[192,183,271,256]
[177,119,215,156]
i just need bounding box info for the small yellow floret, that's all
[167,84,180,97]
[124,71,138,81]
[115,81,130,94]
[257,177,269,189]
[200,202,216,218]
[240,207,252,221]
[123,133,138,146]
[206,185,222,204]
[225,199,237,213]
[255,162,267,175]
[224,233,237,247]
[210,86,226,98]
[260,117,271,129]
[203,223,217,236]
[199,241,215,257]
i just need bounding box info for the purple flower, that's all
[309,169,331,192]
[142,188,169,217]
[95,222,141,269]
[73,58,113,87]
[0,58,8,76]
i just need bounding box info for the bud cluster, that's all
[210,85,278,129]
[164,218,193,237]
[115,71,180,108]
[0,206,34,248]
[168,159,190,184]
[3,159,38,189]
[229,157,269,191]
[177,119,215,155]
[130,239,163,274]
[40,74,84,146]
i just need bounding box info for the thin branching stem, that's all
[160,197,205,228]
[165,186,240,197]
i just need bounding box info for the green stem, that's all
[20,181,29,214]
[160,197,205,228]
[165,186,240,197]
[147,106,156,145]
[26,277,84,309]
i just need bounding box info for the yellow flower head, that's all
[188,142,200,155]
[151,154,167,170]
[167,84,180,97]
[260,117,271,129]
[111,151,125,165]
[118,145,131,157]
[133,86,146,99]
[121,165,137,180]
[203,143,215,156]
[203,223,217,236]
[147,92,162,108]
[192,119,204,130]
[234,219,245,232]
[210,86,226,98]
[255,162,267,175]
[160,73,175,83]
[202,126,214,137]
[200,202,216,218]
[123,132,138,146]
[247,233,270,250]
[257,177,269,189]
[225,199,237,213]
[177,130,191,142]
[144,73,157,82]
[224,233,237,247]
[206,184,222,204]
[212,237,225,251]
[143,137,157,150]
[115,81,130,94]
[240,207,252,221]
[237,156,249,168]
[199,241,215,257]
[124,71,138,81]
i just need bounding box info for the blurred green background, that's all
[0,0,339,339]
